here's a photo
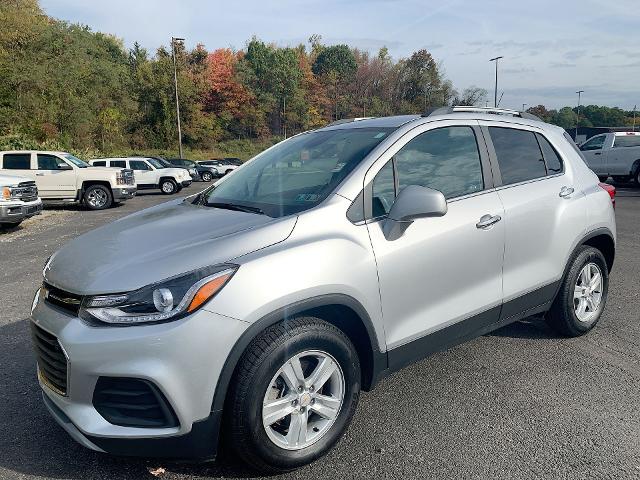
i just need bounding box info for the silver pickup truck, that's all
[0,173,42,228]
[580,132,640,185]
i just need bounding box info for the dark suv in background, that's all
[164,158,215,182]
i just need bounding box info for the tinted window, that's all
[395,126,484,199]
[613,135,640,148]
[38,154,68,170]
[3,153,31,169]
[130,160,150,170]
[536,134,563,174]
[111,160,127,168]
[371,161,395,217]
[580,135,606,151]
[489,127,546,185]
[92,161,106,167]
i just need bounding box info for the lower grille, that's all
[30,323,68,396]
[14,181,38,202]
[93,377,179,428]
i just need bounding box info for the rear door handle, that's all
[594,152,601,155]
[36,173,45,176]
[559,186,574,198]
[476,214,502,229]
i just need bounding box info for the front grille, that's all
[43,283,81,316]
[122,169,135,185]
[13,181,38,202]
[30,323,68,396]
[93,377,179,428]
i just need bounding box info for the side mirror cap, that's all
[383,185,447,240]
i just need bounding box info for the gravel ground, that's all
[0,184,639,480]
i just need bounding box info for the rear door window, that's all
[613,135,640,148]
[3,153,31,169]
[489,127,547,185]
[111,160,127,168]
[92,160,106,167]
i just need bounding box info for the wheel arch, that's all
[581,229,615,272]
[211,294,387,413]
[81,180,112,194]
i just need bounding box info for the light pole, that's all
[522,103,527,112]
[489,56,503,108]
[575,90,584,139]
[633,105,637,132]
[172,37,185,158]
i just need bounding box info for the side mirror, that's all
[57,164,73,170]
[382,185,447,240]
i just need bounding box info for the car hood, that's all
[45,199,297,295]
[0,173,31,186]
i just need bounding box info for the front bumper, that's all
[112,186,137,201]
[0,198,42,223]
[181,180,192,187]
[30,290,248,459]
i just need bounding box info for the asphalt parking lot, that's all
[0,184,639,479]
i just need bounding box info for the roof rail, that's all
[425,106,543,122]
[326,117,375,127]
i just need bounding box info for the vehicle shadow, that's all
[0,318,261,480]
[488,316,555,339]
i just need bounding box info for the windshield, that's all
[64,154,90,168]
[200,127,393,217]
[148,158,167,169]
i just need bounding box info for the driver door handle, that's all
[594,152,601,155]
[36,173,45,176]
[476,214,502,229]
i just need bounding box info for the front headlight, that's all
[80,264,237,325]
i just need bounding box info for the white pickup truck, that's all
[0,173,42,228]
[580,132,640,185]
[0,150,136,210]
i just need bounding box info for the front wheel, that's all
[227,317,361,473]
[83,185,113,210]
[546,246,608,337]
[160,179,178,195]
[201,171,213,182]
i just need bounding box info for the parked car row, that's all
[579,131,640,185]
[0,150,244,229]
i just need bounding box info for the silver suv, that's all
[30,107,616,472]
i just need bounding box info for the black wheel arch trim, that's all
[210,293,387,413]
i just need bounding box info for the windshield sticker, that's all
[374,132,387,138]
[296,193,321,202]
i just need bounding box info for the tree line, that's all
[1,0,636,158]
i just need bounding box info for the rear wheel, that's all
[635,167,640,187]
[546,246,608,337]
[227,317,361,473]
[83,185,112,210]
[160,178,178,194]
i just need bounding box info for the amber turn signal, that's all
[187,272,234,313]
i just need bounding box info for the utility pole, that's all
[489,56,503,108]
[575,90,584,139]
[172,37,185,158]
[633,105,637,132]
[522,103,527,112]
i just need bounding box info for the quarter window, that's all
[111,160,127,169]
[395,126,484,199]
[371,161,395,218]
[3,153,31,169]
[535,134,563,174]
[489,127,546,185]
[92,160,106,167]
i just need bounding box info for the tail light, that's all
[598,182,616,209]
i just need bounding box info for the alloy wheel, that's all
[87,188,107,208]
[574,262,603,322]
[262,350,345,451]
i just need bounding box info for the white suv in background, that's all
[91,157,192,194]
[198,158,241,176]
[0,151,136,210]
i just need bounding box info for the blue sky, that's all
[41,0,640,110]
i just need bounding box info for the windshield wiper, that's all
[207,202,265,215]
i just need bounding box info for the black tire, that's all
[634,167,640,187]
[201,171,213,182]
[226,317,361,473]
[546,246,609,337]
[83,184,113,210]
[0,221,22,229]
[160,178,178,195]
[597,175,608,182]
[225,169,233,175]
[612,176,629,184]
